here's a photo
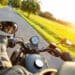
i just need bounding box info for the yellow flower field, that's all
[30,14,75,44]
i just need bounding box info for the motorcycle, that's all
[10,36,73,74]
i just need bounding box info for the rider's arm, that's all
[0,37,12,68]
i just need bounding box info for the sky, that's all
[40,0,75,23]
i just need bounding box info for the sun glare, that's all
[40,0,75,23]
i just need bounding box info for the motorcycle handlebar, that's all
[38,48,53,52]
[15,40,73,61]
[16,40,55,53]
[15,40,52,53]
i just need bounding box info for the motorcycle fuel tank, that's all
[24,54,48,73]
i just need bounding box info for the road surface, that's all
[0,7,63,69]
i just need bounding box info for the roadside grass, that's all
[0,4,7,8]
[16,9,75,59]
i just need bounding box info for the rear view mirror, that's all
[0,21,18,34]
[60,39,73,46]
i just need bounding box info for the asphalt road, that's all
[0,7,64,70]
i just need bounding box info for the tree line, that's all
[0,0,54,19]
[0,0,40,18]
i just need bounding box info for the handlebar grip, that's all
[8,39,16,48]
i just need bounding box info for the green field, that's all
[16,9,75,59]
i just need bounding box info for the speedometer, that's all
[30,36,39,45]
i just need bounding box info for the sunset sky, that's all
[40,0,75,23]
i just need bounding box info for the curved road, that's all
[0,7,63,69]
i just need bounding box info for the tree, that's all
[0,0,3,4]
[0,0,8,5]
[21,0,40,18]
[9,0,21,8]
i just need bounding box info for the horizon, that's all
[40,0,75,23]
